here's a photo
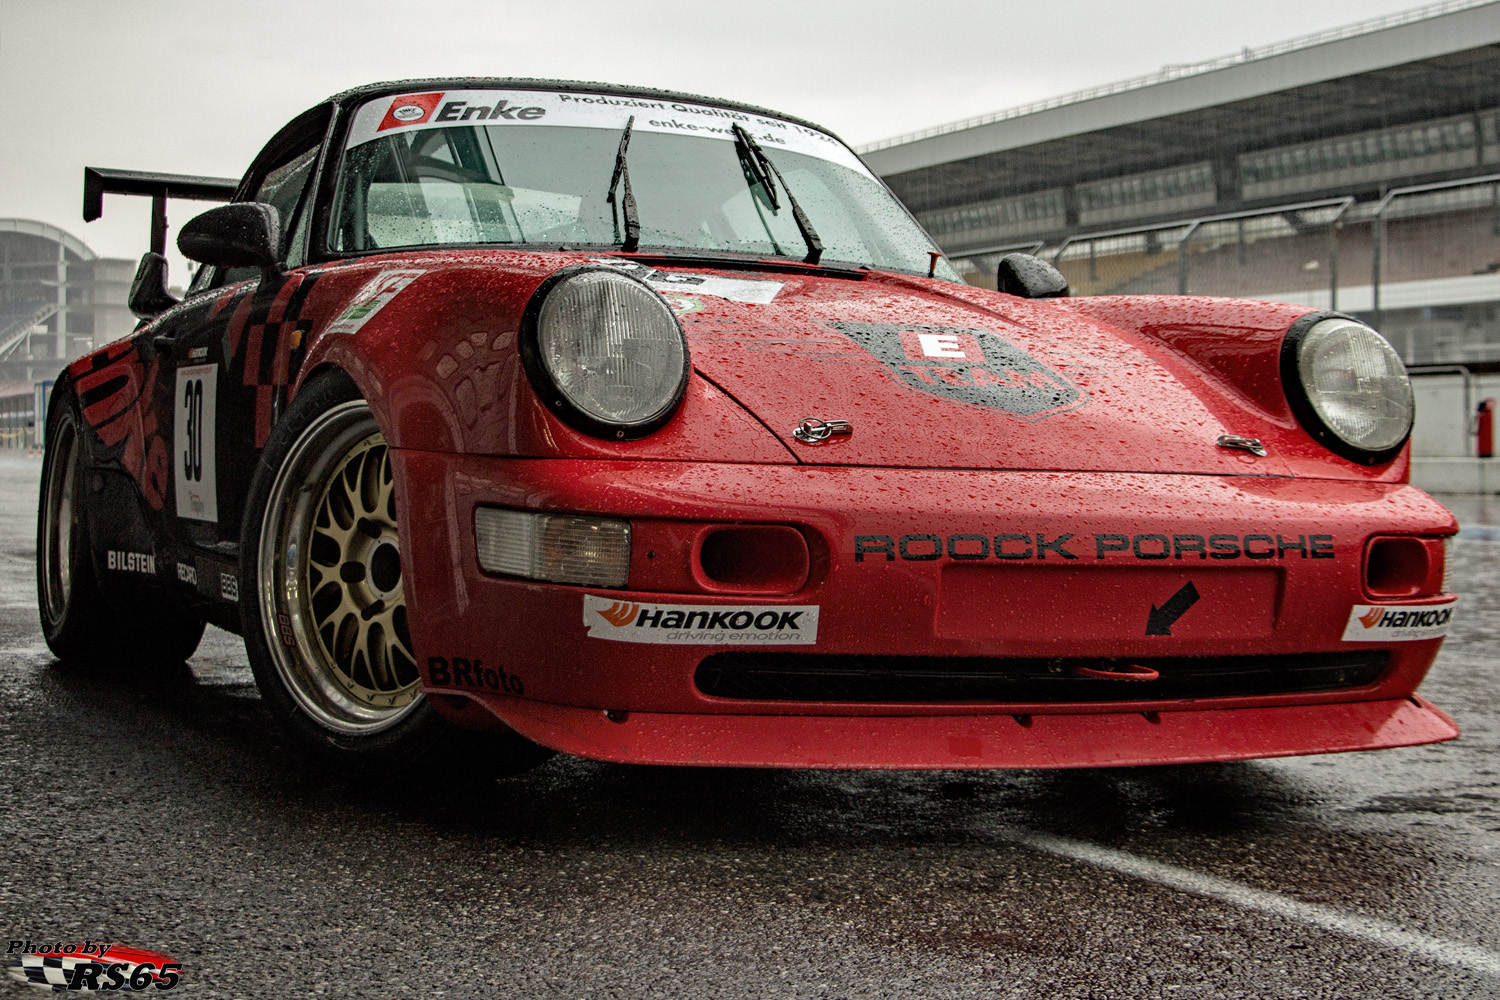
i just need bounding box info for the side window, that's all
[220,146,320,285]
[258,147,319,265]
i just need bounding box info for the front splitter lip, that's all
[438,691,1459,769]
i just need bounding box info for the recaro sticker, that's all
[584,594,818,645]
[174,363,217,522]
[829,321,1086,421]
[324,269,423,336]
[1342,599,1457,642]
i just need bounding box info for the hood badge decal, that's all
[827,322,1086,421]
[793,417,853,444]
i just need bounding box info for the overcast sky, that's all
[3,0,1443,281]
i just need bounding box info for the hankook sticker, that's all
[1342,599,1457,642]
[584,595,818,645]
[324,270,423,336]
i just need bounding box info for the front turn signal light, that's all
[474,507,631,588]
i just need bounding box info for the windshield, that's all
[331,88,960,281]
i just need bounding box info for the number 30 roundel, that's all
[174,363,218,522]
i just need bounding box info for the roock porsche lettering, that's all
[106,550,155,574]
[829,321,1086,420]
[854,532,1336,562]
[1342,600,1457,642]
[583,595,819,645]
[427,656,524,695]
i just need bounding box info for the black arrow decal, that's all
[1146,581,1200,636]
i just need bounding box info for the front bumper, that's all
[393,453,1459,768]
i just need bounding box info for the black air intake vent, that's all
[695,652,1389,704]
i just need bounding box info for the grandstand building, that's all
[0,220,136,446]
[862,0,1500,369]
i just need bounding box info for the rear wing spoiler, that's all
[82,167,239,257]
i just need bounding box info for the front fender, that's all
[295,252,794,463]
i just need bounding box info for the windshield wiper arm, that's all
[607,115,640,251]
[731,123,822,265]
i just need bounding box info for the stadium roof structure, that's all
[0,219,95,262]
[864,0,1500,218]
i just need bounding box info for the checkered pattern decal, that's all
[225,272,318,447]
[69,270,324,492]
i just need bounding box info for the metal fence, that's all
[0,392,37,449]
[948,173,1500,366]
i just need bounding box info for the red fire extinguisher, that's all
[1477,398,1495,458]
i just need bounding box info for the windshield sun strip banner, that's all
[346,89,869,174]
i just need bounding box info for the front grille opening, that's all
[695,651,1390,703]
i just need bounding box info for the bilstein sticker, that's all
[584,595,818,645]
[107,551,155,574]
[1342,600,1457,642]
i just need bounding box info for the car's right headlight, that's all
[1281,314,1413,464]
[520,266,689,439]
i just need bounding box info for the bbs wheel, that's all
[37,384,203,666]
[242,371,549,775]
[37,388,108,660]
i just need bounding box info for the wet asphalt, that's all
[2,454,1498,999]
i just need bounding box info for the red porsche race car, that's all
[39,79,1459,774]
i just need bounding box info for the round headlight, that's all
[1282,315,1413,464]
[523,268,689,439]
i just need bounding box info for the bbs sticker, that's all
[174,363,217,522]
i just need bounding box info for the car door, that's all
[148,108,332,605]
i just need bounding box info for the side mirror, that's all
[997,253,1069,299]
[128,252,180,319]
[178,202,282,271]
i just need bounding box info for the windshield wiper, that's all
[731,123,822,265]
[607,115,640,251]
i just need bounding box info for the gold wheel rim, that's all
[260,402,422,734]
[304,432,420,712]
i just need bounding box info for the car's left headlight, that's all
[1282,314,1413,464]
[521,266,689,439]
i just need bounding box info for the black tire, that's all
[37,384,205,666]
[239,370,551,777]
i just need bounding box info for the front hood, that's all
[642,262,1299,475]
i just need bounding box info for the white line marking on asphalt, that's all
[1010,830,1500,978]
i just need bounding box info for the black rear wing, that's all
[83,167,239,257]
